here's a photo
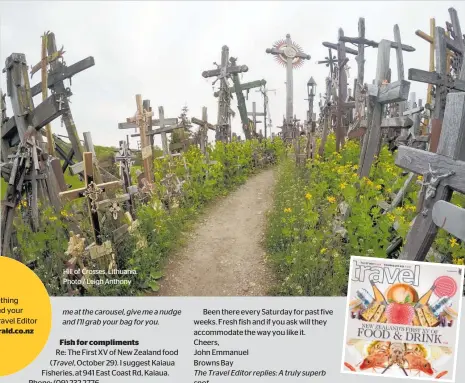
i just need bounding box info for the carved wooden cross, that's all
[395,92,465,261]
[59,152,123,245]
[202,46,248,142]
[358,27,415,179]
[122,95,154,182]
[191,107,216,157]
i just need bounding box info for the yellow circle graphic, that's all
[0,256,52,376]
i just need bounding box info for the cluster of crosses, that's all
[1,7,465,273]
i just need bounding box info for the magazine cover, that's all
[341,256,464,381]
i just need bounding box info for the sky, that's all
[1,1,464,149]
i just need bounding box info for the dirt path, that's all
[158,168,276,296]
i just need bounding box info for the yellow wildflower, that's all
[320,248,327,254]
[48,216,58,222]
[375,184,382,190]
[366,179,374,186]
[327,196,336,204]
[340,183,347,190]
[387,188,392,193]
[406,205,416,212]
[450,238,458,248]
[352,164,358,170]
[395,207,405,214]
[21,200,27,207]
[456,259,464,265]
[284,208,292,213]
[417,175,423,181]
[387,213,396,222]
[305,193,312,200]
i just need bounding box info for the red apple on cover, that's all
[385,302,415,324]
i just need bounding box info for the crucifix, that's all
[247,102,265,136]
[59,152,123,245]
[120,95,154,182]
[323,29,359,151]
[395,91,465,261]
[30,32,95,163]
[1,53,66,256]
[408,14,465,153]
[202,45,248,142]
[358,26,415,179]
[266,34,311,138]
[191,106,216,157]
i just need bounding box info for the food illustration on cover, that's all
[341,256,464,381]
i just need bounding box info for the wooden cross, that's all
[396,93,428,150]
[191,107,216,157]
[395,92,465,261]
[1,53,67,256]
[59,152,123,245]
[115,140,137,217]
[317,48,337,79]
[30,32,94,163]
[358,27,415,179]
[247,102,265,136]
[149,106,181,157]
[119,99,178,134]
[414,18,452,134]
[323,29,359,151]
[215,57,264,140]
[340,18,372,138]
[202,46,248,142]
[409,12,465,152]
[122,95,154,182]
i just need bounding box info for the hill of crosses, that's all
[0,6,464,298]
